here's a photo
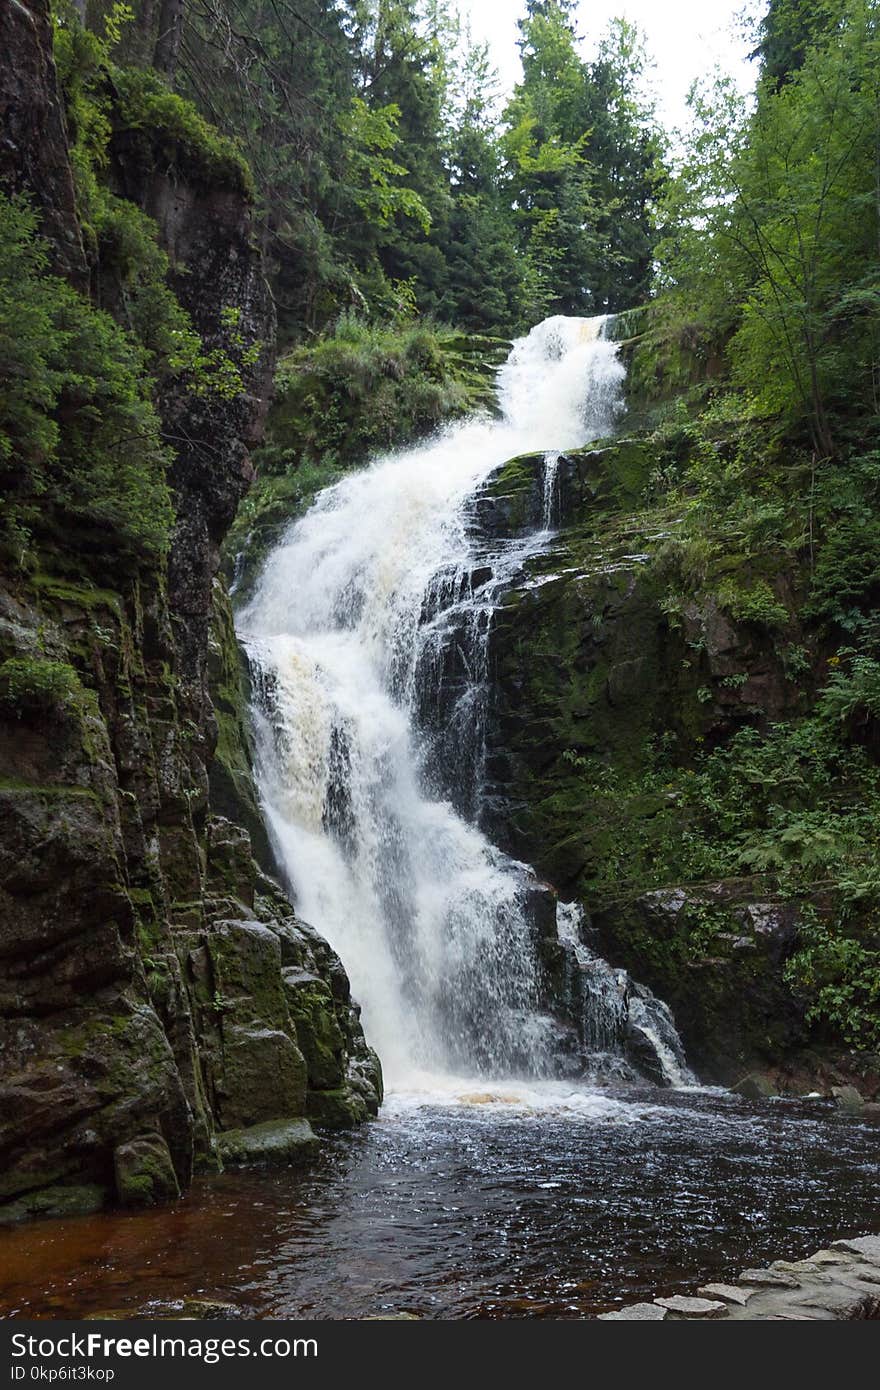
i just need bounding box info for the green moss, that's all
[307,1087,369,1129]
[0,778,100,801]
[114,1135,180,1208]
[614,299,728,430]
[111,67,253,198]
[217,1118,318,1166]
[0,1184,108,1224]
[208,922,285,1020]
[283,977,346,1091]
[0,191,174,570]
[55,1014,131,1062]
[28,574,124,617]
[207,583,275,870]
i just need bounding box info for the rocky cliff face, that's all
[0,0,86,284]
[475,442,877,1091]
[0,2,379,1225]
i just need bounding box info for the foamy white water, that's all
[238,316,686,1092]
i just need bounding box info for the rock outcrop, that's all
[0,2,379,1225]
[474,442,873,1086]
[0,0,86,284]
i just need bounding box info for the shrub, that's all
[0,658,84,717]
[785,910,880,1050]
[715,577,789,629]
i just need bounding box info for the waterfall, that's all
[237,315,690,1089]
[555,902,694,1088]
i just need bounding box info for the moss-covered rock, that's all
[477,426,859,1080]
[282,970,346,1091]
[111,67,253,199]
[218,1024,308,1129]
[207,584,276,873]
[217,1117,317,1167]
[0,1184,108,1225]
[114,1133,180,1208]
[592,882,810,1080]
[307,1087,369,1129]
[608,302,728,433]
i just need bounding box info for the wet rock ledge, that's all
[597,1235,880,1319]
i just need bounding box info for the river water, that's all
[1,1088,878,1318]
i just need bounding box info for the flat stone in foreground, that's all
[774,1250,850,1269]
[698,1284,754,1306]
[655,1295,727,1318]
[739,1268,801,1288]
[593,1231,880,1320]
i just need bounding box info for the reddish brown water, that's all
[1,1085,878,1320]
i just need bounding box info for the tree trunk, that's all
[154,0,184,77]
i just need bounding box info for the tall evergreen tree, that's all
[350,0,450,315]
[581,21,665,311]
[504,3,663,317]
[439,35,524,332]
[755,0,842,88]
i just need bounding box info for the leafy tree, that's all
[659,0,880,456]
[503,2,597,316]
[754,0,843,87]
[348,0,451,316]
[731,1,880,455]
[438,36,524,333]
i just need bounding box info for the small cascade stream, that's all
[238,315,692,1091]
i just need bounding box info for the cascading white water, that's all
[238,315,679,1090]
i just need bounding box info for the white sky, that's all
[454,0,758,135]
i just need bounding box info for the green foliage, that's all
[111,66,253,195]
[523,404,880,1057]
[532,488,880,1055]
[0,658,84,717]
[755,0,845,88]
[0,12,267,570]
[341,98,431,235]
[818,652,880,737]
[658,0,880,456]
[504,7,665,317]
[715,578,789,629]
[53,8,259,398]
[269,314,502,469]
[562,697,880,906]
[224,315,506,588]
[0,196,63,472]
[148,0,667,338]
[807,514,880,632]
[784,907,880,1049]
[0,192,173,566]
